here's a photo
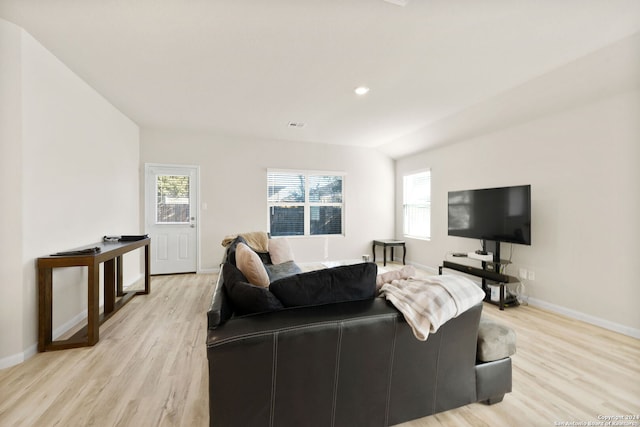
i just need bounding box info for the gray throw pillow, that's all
[265,260,302,282]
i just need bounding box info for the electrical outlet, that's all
[528,270,535,281]
[519,268,527,279]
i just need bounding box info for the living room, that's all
[1,1,639,425]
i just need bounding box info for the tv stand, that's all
[439,240,519,310]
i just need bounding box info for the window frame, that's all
[267,169,346,237]
[402,169,431,240]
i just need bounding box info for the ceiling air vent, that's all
[287,122,306,128]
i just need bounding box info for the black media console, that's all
[439,240,519,310]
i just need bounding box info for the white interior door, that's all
[145,164,198,274]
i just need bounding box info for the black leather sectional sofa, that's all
[206,238,512,426]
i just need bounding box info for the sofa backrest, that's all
[210,234,378,326]
[206,299,482,426]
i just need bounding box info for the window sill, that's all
[272,234,345,239]
[403,235,431,242]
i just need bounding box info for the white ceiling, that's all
[1,0,639,158]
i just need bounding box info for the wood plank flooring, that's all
[0,273,212,427]
[0,267,638,427]
[397,301,640,427]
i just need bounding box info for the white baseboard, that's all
[0,274,146,370]
[0,350,26,369]
[6,265,634,370]
[454,278,640,338]
[433,261,640,339]
[53,311,87,340]
[527,297,640,339]
[1,310,90,370]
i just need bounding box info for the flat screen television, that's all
[448,185,531,245]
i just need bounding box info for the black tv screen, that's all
[448,185,531,245]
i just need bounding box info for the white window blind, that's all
[403,170,431,239]
[268,170,344,237]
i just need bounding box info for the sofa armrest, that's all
[475,358,512,404]
[207,263,234,329]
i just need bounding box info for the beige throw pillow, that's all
[235,242,270,287]
[268,238,294,265]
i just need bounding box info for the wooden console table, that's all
[37,238,150,352]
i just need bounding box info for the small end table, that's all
[372,240,406,266]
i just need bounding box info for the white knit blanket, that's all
[381,275,485,341]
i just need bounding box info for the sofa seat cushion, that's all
[270,262,377,308]
[477,317,516,362]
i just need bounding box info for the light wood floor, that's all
[1,267,638,427]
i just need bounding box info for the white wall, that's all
[0,20,141,368]
[0,18,25,369]
[395,88,640,335]
[140,129,395,269]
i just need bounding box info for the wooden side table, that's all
[372,240,406,266]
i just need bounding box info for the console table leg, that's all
[87,263,100,345]
[116,255,124,297]
[104,259,115,315]
[144,243,151,294]
[38,267,53,352]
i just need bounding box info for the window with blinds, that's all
[403,170,431,239]
[268,170,344,237]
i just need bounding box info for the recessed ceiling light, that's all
[354,86,370,96]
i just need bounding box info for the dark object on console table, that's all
[51,247,101,256]
[37,238,150,351]
[103,234,149,242]
[206,237,512,426]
